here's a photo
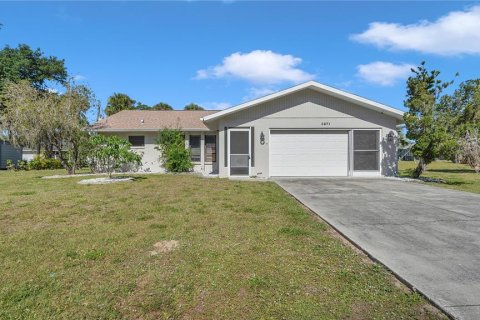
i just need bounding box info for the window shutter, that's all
[250,127,254,167]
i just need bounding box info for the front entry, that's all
[228,128,250,176]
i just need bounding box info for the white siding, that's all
[206,88,399,178]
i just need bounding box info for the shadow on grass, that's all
[427,169,476,174]
[115,175,148,182]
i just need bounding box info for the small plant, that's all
[18,160,29,171]
[5,159,16,171]
[155,128,193,172]
[88,135,142,178]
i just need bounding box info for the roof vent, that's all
[140,119,144,124]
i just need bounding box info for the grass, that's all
[0,170,445,319]
[399,160,480,194]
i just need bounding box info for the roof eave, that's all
[92,128,214,132]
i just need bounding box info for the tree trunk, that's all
[413,158,427,178]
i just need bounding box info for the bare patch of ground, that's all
[78,177,133,185]
[149,240,179,256]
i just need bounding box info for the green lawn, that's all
[0,170,445,319]
[399,160,480,194]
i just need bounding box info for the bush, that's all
[156,128,193,172]
[88,135,142,177]
[28,154,63,170]
[5,159,16,171]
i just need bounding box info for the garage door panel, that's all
[270,130,348,177]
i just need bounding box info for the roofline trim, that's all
[201,81,404,122]
[92,128,214,132]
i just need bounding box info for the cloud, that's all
[356,61,414,86]
[243,87,277,101]
[202,102,232,110]
[195,50,314,85]
[73,74,86,81]
[351,5,480,55]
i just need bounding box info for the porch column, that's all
[184,132,189,149]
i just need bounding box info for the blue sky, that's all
[1,1,480,120]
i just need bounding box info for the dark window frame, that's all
[189,135,201,162]
[205,135,217,163]
[128,135,145,147]
[353,130,380,171]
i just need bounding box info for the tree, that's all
[0,44,67,93]
[0,80,97,174]
[403,62,456,178]
[105,93,136,116]
[458,130,480,173]
[135,102,150,110]
[184,103,204,111]
[155,128,192,172]
[451,79,480,135]
[152,102,173,110]
[88,135,142,178]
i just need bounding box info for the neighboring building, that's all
[92,81,404,178]
[0,141,22,169]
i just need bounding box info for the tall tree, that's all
[184,103,204,111]
[152,102,173,110]
[135,102,150,110]
[0,44,67,93]
[1,80,97,174]
[403,62,456,178]
[452,79,480,133]
[105,93,136,116]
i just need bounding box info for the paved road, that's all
[275,178,480,320]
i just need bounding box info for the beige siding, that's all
[211,89,399,178]
[99,131,218,174]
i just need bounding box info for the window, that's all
[189,135,201,162]
[205,135,216,162]
[128,136,145,147]
[353,130,379,171]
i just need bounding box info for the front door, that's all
[228,128,250,176]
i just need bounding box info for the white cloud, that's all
[202,102,232,110]
[356,61,414,86]
[243,87,277,101]
[195,50,314,85]
[351,5,480,55]
[73,74,86,81]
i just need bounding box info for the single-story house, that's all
[92,81,404,178]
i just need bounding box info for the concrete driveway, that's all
[275,178,480,320]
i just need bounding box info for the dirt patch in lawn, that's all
[78,177,133,185]
[149,240,179,256]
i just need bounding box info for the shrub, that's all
[156,128,193,173]
[18,160,29,171]
[5,159,16,171]
[28,154,63,170]
[88,135,143,178]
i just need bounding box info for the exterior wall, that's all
[0,142,22,169]
[22,149,37,162]
[209,89,399,178]
[99,131,218,174]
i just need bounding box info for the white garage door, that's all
[270,130,349,177]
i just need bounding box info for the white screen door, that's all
[228,129,250,176]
